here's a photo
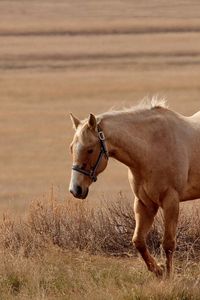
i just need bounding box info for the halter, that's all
[72,126,109,182]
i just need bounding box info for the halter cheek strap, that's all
[72,126,109,182]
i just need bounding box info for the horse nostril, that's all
[76,185,82,196]
[69,186,84,198]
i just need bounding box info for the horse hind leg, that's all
[162,189,179,277]
[133,198,163,277]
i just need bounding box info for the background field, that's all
[1,0,200,212]
[1,1,200,298]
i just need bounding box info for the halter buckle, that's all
[98,131,105,141]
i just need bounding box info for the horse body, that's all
[101,107,200,202]
[69,99,200,277]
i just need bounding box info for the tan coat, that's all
[69,99,200,277]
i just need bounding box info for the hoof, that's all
[158,263,165,272]
[155,264,165,278]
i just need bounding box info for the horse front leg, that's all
[162,189,179,277]
[133,198,163,277]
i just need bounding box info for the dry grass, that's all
[0,193,200,299]
[0,248,200,300]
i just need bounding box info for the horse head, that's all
[69,113,108,199]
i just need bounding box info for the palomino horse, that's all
[69,98,200,277]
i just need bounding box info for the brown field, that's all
[1,0,200,299]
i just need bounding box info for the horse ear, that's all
[88,113,97,130]
[70,113,80,130]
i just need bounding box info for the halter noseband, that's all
[72,126,109,182]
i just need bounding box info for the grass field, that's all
[1,248,200,300]
[1,0,200,298]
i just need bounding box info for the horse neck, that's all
[99,112,148,169]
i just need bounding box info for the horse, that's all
[69,98,200,277]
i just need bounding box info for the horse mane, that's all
[136,96,168,110]
[99,96,168,119]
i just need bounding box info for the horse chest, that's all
[129,168,165,206]
[132,181,161,207]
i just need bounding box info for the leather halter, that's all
[72,126,109,182]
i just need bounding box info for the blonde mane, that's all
[136,96,168,110]
[98,96,168,119]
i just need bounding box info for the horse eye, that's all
[88,149,93,154]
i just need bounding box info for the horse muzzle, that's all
[69,185,89,199]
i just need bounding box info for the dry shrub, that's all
[0,193,136,257]
[176,205,200,261]
[0,192,200,261]
[26,192,136,256]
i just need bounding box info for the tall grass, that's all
[1,191,200,262]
